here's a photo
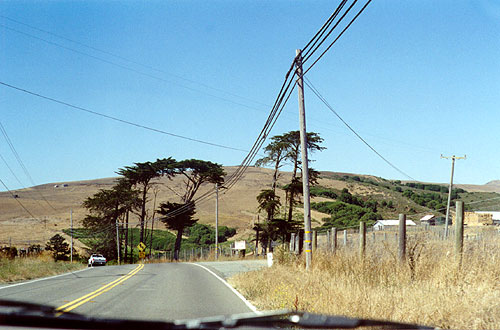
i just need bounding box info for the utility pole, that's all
[295,49,312,270]
[441,154,466,238]
[255,214,260,256]
[70,209,73,263]
[116,220,120,265]
[215,183,219,260]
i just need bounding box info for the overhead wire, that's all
[0,151,49,211]
[303,77,418,181]
[301,0,349,57]
[0,81,250,153]
[303,0,373,76]
[0,24,269,113]
[0,15,270,108]
[0,121,57,210]
[0,177,40,220]
[302,0,355,64]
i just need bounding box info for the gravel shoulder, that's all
[195,259,267,279]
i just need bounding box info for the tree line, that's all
[82,158,224,261]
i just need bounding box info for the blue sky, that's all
[1,0,499,192]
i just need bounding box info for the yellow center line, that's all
[56,264,144,315]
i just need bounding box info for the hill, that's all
[1,167,499,248]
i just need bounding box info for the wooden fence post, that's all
[359,222,366,258]
[312,230,317,252]
[343,230,347,246]
[326,230,331,251]
[298,230,304,254]
[398,214,406,262]
[455,201,464,265]
[331,227,337,254]
[290,233,296,252]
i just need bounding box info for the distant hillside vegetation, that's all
[1,167,499,248]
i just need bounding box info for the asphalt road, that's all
[0,261,265,322]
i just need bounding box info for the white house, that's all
[373,220,417,231]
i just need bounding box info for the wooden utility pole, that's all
[398,214,406,262]
[295,49,312,270]
[70,209,73,263]
[116,220,120,265]
[215,183,219,260]
[455,201,464,265]
[441,154,466,238]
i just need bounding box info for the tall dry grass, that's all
[230,230,500,329]
[0,253,85,283]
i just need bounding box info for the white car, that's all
[88,254,106,267]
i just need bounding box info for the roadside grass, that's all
[0,253,85,283]
[230,230,500,329]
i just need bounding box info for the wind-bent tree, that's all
[158,159,225,260]
[255,135,290,193]
[280,131,324,224]
[255,131,325,245]
[117,158,176,243]
[157,202,197,260]
[82,180,141,260]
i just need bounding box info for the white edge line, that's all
[0,267,90,290]
[189,263,262,315]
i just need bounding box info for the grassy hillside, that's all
[1,167,499,250]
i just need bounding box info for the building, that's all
[373,220,417,231]
[420,214,436,226]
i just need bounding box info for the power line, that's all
[0,151,49,211]
[0,177,40,220]
[0,24,270,113]
[302,0,355,64]
[303,0,373,76]
[304,77,417,181]
[0,15,270,108]
[301,0,349,57]
[0,81,250,153]
[0,121,57,210]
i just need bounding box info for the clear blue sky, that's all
[1,0,499,192]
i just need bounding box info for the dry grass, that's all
[230,230,500,329]
[0,253,85,283]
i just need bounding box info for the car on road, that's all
[88,254,106,267]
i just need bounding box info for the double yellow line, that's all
[56,264,144,315]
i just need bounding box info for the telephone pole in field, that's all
[295,49,312,270]
[441,154,466,238]
[215,183,219,260]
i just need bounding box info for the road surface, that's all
[0,261,265,322]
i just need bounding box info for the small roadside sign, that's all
[139,251,146,259]
[137,242,146,251]
[234,240,246,250]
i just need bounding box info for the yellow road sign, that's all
[137,242,146,251]
[139,251,146,259]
